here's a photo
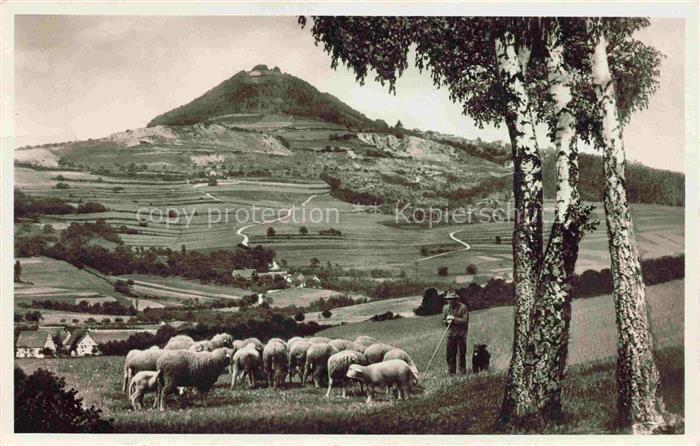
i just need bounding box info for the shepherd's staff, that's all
[423,321,451,377]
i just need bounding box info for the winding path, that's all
[415,229,471,262]
[235,193,323,247]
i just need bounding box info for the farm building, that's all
[65,329,158,357]
[15,330,58,358]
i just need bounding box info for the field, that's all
[17,166,684,285]
[305,294,423,325]
[15,280,684,434]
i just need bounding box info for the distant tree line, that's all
[21,299,137,316]
[415,254,684,315]
[15,189,107,220]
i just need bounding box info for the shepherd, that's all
[442,290,469,376]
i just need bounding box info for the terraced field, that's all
[17,167,684,285]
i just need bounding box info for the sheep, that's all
[128,370,160,410]
[164,335,195,351]
[326,350,368,398]
[122,348,164,394]
[155,348,231,411]
[346,359,419,404]
[231,344,261,389]
[364,343,394,364]
[287,336,303,348]
[383,348,419,376]
[242,337,264,354]
[329,339,365,353]
[354,335,379,347]
[232,339,246,350]
[303,343,338,388]
[307,336,331,344]
[287,340,312,383]
[189,333,234,352]
[148,345,160,350]
[262,341,288,389]
[268,337,287,347]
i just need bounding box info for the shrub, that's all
[267,227,276,237]
[438,266,449,277]
[208,177,218,186]
[466,264,478,275]
[414,287,445,316]
[495,236,502,244]
[55,182,70,190]
[321,309,332,319]
[299,226,309,236]
[295,311,305,322]
[113,280,131,295]
[14,367,113,432]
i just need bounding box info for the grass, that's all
[14,280,684,433]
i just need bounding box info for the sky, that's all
[14,16,685,172]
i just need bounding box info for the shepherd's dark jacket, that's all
[442,301,469,337]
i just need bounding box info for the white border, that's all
[1,1,698,445]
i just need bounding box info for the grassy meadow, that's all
[15,280,684,434]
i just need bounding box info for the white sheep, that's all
[382,348,420,395]
[329,339,364,353]
[287,340,312,383]
[155,348,231,411]
[346,359,419,404]
[364,343,394,364]
[189,333,234,352]
[164,335,195,351]
[287,336,303,348]
[268,337,286,346]
[354,335,379,347]
[307,336,332,344]
[326,350,368,398]
[128,370,160,410]
[231,344,261,389]
[303,343,338,388]
[242,337,264,354]
[262,341,288,389]
[122,348,164,394]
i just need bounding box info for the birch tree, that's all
[586,18,672,433]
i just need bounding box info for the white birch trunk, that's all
[495,30,544,422]
[588,21,669,434]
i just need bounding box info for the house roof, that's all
[64,329,88,351]
[232,268,256,278]
[16,331,50,349]
[84,329,158,345]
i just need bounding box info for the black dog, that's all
[472,344,491,373]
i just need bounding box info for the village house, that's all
[15,330,58,358]
[65,329,158,357]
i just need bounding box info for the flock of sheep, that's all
[123,333,422,411]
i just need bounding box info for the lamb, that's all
[262,341,288,388]
[231,344,261,389]
[303,343,338,388]
[346,359,419,404]
[128,370,160,410]
[122,348,164,394]
[155,348,231,411]
[164,335,195,351]
[326,350,368,398]
[354,335,379,347]
[364,343,394,364]
[329,339,364,353]
[307,336,331,344]
[287,340,312,383]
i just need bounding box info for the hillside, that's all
[148,65,382,129]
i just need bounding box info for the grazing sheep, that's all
[383,348,419,376]
[287,336,303,348]
[287,340,312,383]
[242,337,264,353]
[148,345,160,350]
[268,337,287,347]
[211,333,234,348]
[156,348,231,411]
[472,344,491,373]
[128,370,160,410]
[329,339,365,353]
[189,333,234,352]
[354,335,379,347]
[231,345,261,389]
[307,336,331,344]
[346,359,419,404]
[122,348,165,393]
[303,343,338,388]
[326,350,368,398]
[164,335,195,351]
[364,343,394,364]
[232,339,246,350]
[263,341,288,388]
